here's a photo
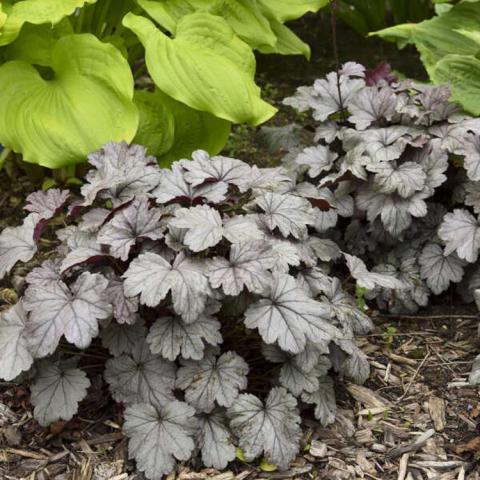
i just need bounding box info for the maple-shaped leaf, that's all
[207,241,273,296]
[267,239,301,272]
[357,185,428,236]
[0,213,38,279]
[244,273,337,354]
[154,163,227,204]
[26,259,61,287]
[419,243,466,295]
[24,189,69,220]
[24,272,112,358]
[60,244,105,273]
[414,142,448,195]
[104,340,176,408]
[222,215,264,244]
[344,253,405,290]
[369,161,426,198]
[255,192,315,239]
[321,278,373,334]
[227,387,301,469]
[296,267,331,297]
[78,208,110,232]
[295,145,337,178]
[169,205,224,252]
[98,199,164,260]
[246,165,292,194]
[147,315,222,361]
[30,360,90,426]
[0,302,33,381]
[182,150,252,191]
[279,356,331,396]
[284,72,364,120]
[460,133,480,181]
[301,376,336,426]
[344,126,413,163]
[100,321,147,356]
[438,209,480,263]
[124,401,197,480]
[106,277,139,325]
[177,350,248,413]
[82,142,161,206]
[123,252,210,323]
[348,86,397,130]
[198,411,236,469]
[330,340,370,384]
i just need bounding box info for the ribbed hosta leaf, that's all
[0,35,138,168]
[123,12,275,125]
[0,0,97,46]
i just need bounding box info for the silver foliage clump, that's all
[280,62,480,315]
[0,142,383,478]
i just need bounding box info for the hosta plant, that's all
[0,141,403,478]
[0,0,327,169]
[373,0,480,116]
[276,62,480,315]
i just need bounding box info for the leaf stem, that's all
[0,148,11,171]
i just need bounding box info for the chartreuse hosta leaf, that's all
[258,0,328,21]
[0,34,138,168]
[190,0,277,49]
[0,0,97,46]
[123,11,276,125]
[134,89,231,165]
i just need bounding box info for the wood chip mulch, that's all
[1,312,480,480]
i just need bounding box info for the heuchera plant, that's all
[0,141,407,478]
[0,0,327,169]
[280,62,480,315]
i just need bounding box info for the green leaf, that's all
[137,0,194,33]
[134,90,231,166]
[123,12,276,125]
[373,2,480,73]
[257,0,328,21]
[3,21,73,66]
[432,54,480,116]
[190,0,277,48]
[257,11,310,59]
[259,459,277,472]
[0,34,138,168]
[0,0,97,46]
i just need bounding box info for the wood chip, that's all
[427,397,446,432]
[398,453,409,480]
[309,440,327,458]
[346,384,391,408]
[387,429,436,460]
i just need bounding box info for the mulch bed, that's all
[1,311,480,480]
